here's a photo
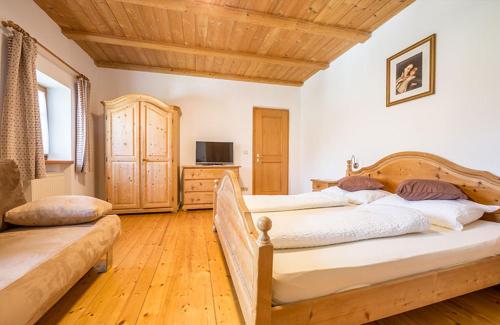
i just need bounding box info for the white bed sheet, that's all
[260,206,500,304]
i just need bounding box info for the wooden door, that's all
[253,107,289,194]
[105,102,140,209]
[140,102,174,208]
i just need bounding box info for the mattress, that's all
[257,207,500,304]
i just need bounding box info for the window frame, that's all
[37,84,50,159]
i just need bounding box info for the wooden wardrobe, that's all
[103,94,180,214]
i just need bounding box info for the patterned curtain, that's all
[0,30,46,181]
[75,77,90,173]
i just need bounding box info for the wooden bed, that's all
[213,151,500,325]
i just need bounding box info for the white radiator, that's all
[25,172,66,201]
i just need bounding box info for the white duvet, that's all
[252,205,430,249]
[243,192,349,213]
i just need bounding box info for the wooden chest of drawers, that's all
[182,165,240,210]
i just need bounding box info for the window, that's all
[37,85,50,157]
[36,70,72,162]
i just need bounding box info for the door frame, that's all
[252,106,289,195]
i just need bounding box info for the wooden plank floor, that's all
[40,210,500,325]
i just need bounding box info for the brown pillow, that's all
[397,179,468,201]
[0,160,27,231]
[338,176,384,192]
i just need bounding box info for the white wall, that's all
[0,0,108,198]
[0,0,302,199]
[3,0,500,199]
[299,0,500,192]
[100,69,302,196]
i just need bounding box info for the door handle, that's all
[256,153,261,163]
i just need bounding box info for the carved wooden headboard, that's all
[346,152,500,207]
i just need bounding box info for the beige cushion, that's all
[5,195,112,226]
[0,160,26,231]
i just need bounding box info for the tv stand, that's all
[182,165,241,210]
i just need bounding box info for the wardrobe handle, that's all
[142,158,173,162]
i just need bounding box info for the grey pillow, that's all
[0,160,26,231]
[5,195,112,226]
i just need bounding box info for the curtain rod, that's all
[1,20,89,81]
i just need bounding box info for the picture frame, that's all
[386,34,436,107]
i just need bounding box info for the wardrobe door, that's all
[140,102,173,208]
[105,102,140,210]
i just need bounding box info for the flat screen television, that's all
[196,141,233,165]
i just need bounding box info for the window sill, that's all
[45,160,73,165]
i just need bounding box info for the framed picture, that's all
[386,34,436,107]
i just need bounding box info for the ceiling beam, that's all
[63,30,328,70]
[95,61,303,87]
[110,0,371,43]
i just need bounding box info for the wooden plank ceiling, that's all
[35,0,414,86]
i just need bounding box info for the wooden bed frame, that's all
[213,152,500,325]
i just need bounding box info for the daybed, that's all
[213,151,500,325]
[0,160,121,325]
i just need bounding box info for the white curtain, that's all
[0,30,46,181]
[75,77,90,173]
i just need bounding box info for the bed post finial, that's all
[257,217,272,245]
[347,159,353,175]
[214,179,220,194]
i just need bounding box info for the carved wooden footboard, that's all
[213,171,273,324]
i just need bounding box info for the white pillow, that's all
[321,186,391,205]
[370,194,499,230]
